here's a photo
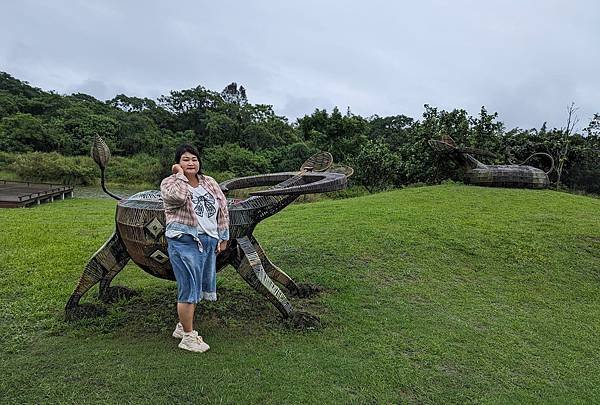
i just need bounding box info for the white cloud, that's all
[1,0,598,128]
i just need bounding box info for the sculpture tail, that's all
[519,152,555,175]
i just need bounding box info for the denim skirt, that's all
[166,233,218,303]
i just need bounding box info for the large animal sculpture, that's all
[428,135,554,188]
[65,136,353,327]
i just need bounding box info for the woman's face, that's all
[179,152,200,176]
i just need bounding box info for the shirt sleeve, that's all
[160,173,190,208]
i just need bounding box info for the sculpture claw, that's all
[100,286,138,303]
[285,311,321,330]
[65,303,107,321]
[290,283,323,298]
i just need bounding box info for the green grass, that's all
[0,184,598,403]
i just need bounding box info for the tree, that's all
[0,113,53,152]
[265,142,320,172]
[295,107,368,162]
[0,72,44,98]
[352,139,400,193]
[203,143,271,176]
[114,113,161,155]
[221,82,247,105]
[107,94,157,112]
[368,114,414,150]
[468,106,504,154]
[157,86,221,144]
[206,111,240,146]
[556,102,579,189]
[584,113,600,137]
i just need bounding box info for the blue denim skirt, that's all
[166,233,218,303]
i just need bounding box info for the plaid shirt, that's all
[160,173,230,241]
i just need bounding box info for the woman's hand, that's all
[216,240,228,253]
[171,164,184,175]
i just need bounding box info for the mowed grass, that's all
[0,184,598,403]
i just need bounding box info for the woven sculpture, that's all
[428,135,553,188]
[65,136,353,327]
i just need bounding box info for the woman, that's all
[160,144,229,353]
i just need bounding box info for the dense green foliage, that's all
[1,72,598,193]
[1,186,598,402]
[6,152,161,185]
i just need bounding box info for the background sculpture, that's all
[428,135,553,188]
[65,136,353,327]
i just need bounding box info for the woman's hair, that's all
[174,143,202,175]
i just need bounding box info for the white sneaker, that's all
[178,330,210,353]
[172,322,184,339]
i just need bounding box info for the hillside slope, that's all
[0,184,598,403]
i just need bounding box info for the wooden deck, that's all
[0,180,74,208]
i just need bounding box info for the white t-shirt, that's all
[188,184,219,239]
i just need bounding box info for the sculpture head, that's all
[428,135,493,170]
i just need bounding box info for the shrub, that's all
[0,151,17,170]
[9,152,96,185]
[108,154,161,185]
[7,152,162,186]
[352,139,400,193]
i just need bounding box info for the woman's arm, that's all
[160,173,190,208]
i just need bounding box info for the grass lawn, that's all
[0,184,598,403]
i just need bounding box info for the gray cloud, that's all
[69,79,112,101]
[1,0,598,129]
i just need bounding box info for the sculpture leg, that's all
[98,253,136,304]
[234,237,320,328]
[250,235,323,298]
[249,235,299,294]
[234,236,294,318]
[65,232,131,320]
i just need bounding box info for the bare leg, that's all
[177,303,195,332]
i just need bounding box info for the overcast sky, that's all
[1,0,598,130]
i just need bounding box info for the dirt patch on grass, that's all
[66,283,328,336]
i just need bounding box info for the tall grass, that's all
[1,151,161,185]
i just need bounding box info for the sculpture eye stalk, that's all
[91,134,110,170]
[91,134,122,201]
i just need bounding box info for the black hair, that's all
[174,143,202,175]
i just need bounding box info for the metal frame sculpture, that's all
[65,136,353,327]
[428,135,554,188]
